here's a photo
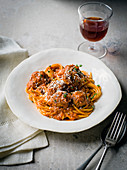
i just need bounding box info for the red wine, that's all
[80,17,108,42]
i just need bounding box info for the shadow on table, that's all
[45,83,127,170]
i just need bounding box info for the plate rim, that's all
[5,48,122,133]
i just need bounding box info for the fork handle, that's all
[77,144,103,170]
[95,145,108,170]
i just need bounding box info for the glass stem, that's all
[89,42,96,51]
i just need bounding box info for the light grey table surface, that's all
[0,0,127,170]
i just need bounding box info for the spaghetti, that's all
[26,64,102,120]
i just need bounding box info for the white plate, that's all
[5,48,122,133]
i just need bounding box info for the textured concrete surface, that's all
[0,0,127,169]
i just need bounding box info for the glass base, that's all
[78,41,107,59]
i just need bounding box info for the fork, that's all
[95,112,126,170]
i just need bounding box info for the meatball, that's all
[62,65,87,91]
[62,65,74,84]
[72,91,88,107]
[27,71,50,90]
[52,91,71,108]
[46,80,65,96]
[46,81,58,96]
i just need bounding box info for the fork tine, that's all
[106,112,119,138]
[109,112,121,138]
[115,114,126,141]
[112,112,124,139]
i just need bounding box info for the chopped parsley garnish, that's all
[76,64,78,67]
[68,70,71,73]
[63,93,67,98]
[97,85,100,87]
[74,68,77,71]
[92,105,95,109]
[71,86,74,89]
[91,93,97,99]
[40,74,43,78]
[48,70,50,73]
[54,99,56,102]
[49,65,51,67]
[79,64,82,67]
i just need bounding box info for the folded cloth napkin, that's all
[0,36,48,165]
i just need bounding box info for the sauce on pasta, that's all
[26,64,102,120]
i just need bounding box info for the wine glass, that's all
[78,2,113,59]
